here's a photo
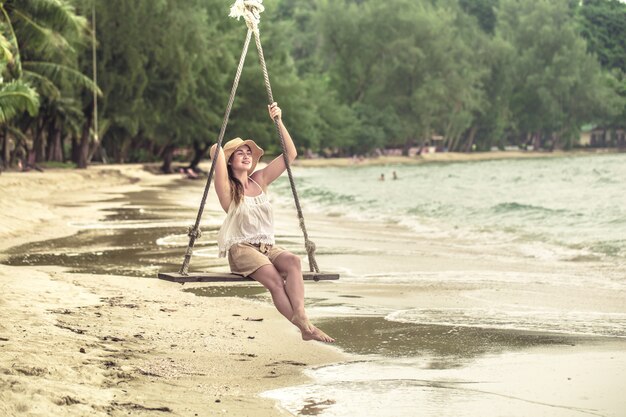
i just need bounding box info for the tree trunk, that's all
[551,132,560,151]
[402,138,414,156]
[71,136,80,164]
[160,144,175,173]
[87,138,100,163]
[76,103,95,168]
[46,121,60,162]
[464,126,478,152]
[58,121,66,161]
[189,140,209,171]
[77,117,93,169]
[450,133,463,152]
[45,121,53,161]
[33,118,47,163]
[533,131,541,151]
[118,137,132,163]
[48,126,64,162]
[1,127,8,169]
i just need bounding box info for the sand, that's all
[0,165,343,417]
[292,149,619,167]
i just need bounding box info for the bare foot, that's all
[302,326,335,343]
[291,313,315,334]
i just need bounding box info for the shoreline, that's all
[290,148,622,167]
[0,165,345,417]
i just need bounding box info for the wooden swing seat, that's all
[158,271,339,283]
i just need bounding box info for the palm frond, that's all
[6,0,88,59]
[23,61,101,96]
[0,33,14,64]
[11,8,72,56]
[22,69,61,99]
[8,0,87,36]
[0,80,40,123]
[7,124,30,144]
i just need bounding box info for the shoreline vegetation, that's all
[2,0,626,174]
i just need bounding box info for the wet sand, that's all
[2,163,625,417]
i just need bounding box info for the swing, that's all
[158,0,339,283]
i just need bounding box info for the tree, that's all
[496,0,617,149]
[313,0,487,153]
[578,0,626,133]
[0,0,97,168]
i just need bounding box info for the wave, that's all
[386,308,626,338]
[491,202,568,215]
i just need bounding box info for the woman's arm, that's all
[253,102,297,188]
[210,144,232,212]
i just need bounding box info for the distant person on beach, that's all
[379,173,385,181]
[210,102,334,343]
[392,171,398,180]
[178,167,199,180]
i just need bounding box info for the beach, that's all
[1,153,625,417]
[0,165,344,417]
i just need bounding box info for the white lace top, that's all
[217,179,275,257]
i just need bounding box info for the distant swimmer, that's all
[392,171,398,180]
[379,173,385,181]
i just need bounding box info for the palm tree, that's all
[0,0,99,167]
[1,32,39,168]
[0,29,39,124]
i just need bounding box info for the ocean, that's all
[273,153,626,263]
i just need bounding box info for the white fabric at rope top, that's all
[229,0,265,30]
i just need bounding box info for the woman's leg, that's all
[272,252,334,343]
[272,253,308,327]
[250,264,294,321]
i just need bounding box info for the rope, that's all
[252,28,320,274]
[229,0,265,30]
[179,28,253,275]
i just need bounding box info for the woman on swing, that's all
[210,102,334,343]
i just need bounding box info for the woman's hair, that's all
[227,159,244,206]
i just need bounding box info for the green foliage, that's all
[0,79,39,123]
[497,0,618,147]
[459,0,498,34]
[84,0,238,162]
[578,0,626,71]
[577,0,626,129]
[2,0,625,167]
[0,0,95,169]
[311,0,490,151]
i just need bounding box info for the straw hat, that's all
[223,137,264,175]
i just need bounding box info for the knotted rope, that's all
[229,0,265,30]
[179,0,320,275]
